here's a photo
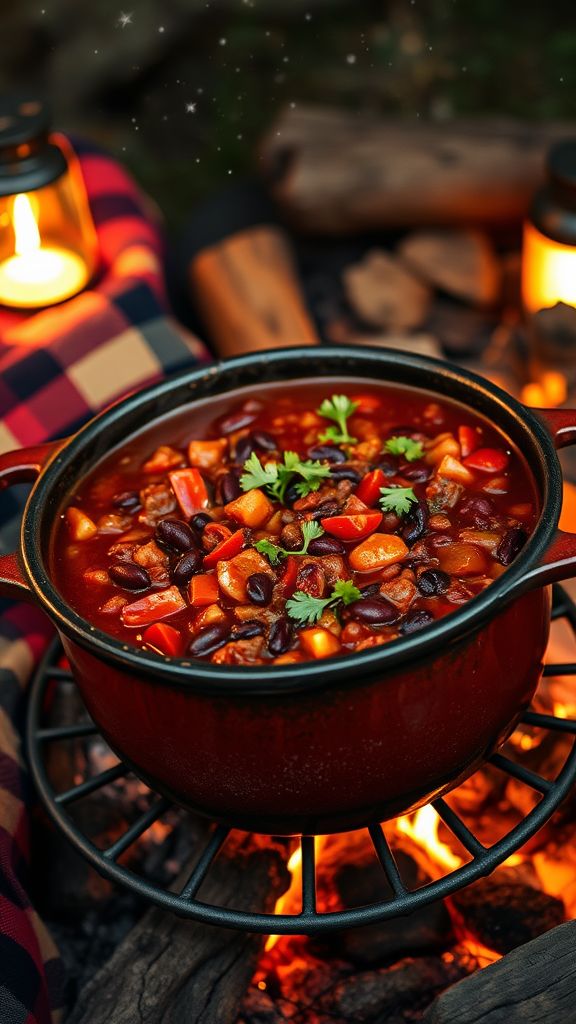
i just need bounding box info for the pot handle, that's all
[518,407,576,590]
[0,440,66,600]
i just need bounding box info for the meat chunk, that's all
[139,483,177,524]
[133,540,169,569]
[426,476,464,512]
[211,637,265,664]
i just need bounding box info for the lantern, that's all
[0,96,97,309]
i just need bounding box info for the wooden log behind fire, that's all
[67,833,289,1024]
[424,919,576,1024]
[260,107,576,234]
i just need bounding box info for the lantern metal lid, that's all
[530,138,576,246]
[0,95,67,198]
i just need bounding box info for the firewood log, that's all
[260,107,576,234]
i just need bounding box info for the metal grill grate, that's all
[26,583,576,935]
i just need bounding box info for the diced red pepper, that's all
[203,528,245,569]
[121,586,186,627]
[458,425,479,459]
[355,468,386,507]
[462,448,509,473]
[351,394,382,416]
[143,622,182,657]
[279,555,298,596]
[321,511,383,541]
[189,573,220,606]
[169,468,209,518]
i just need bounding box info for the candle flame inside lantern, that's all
[0,191,89,307]
[522,221,576,315]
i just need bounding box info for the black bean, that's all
[497,527,528,566]
[218,472,241,504]
[246,572,273,605]
[349,597,399,625]
[108,562,151,591]
[310,500,340,521]
[307,535,346,556]
[418,568,451,596]
[235,435,255,463]
[252,431,277,451]
[400,609,435,634]
[283,481,302,506]
[402,464,431,483]
[268,616,293,656]
[232,620,265,640]
[378,456,398,477]
[307,444,347,463]
[172,548,203,586]
[360,583,381,597]
[112,490,140,510]
[191,512,212,532]
[156,519,197,552]
[329,466,362,484]
[188,623,230,657]
[216,410,257,435]
[401,500,429,545]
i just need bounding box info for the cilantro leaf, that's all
[379,485,418,516]
[254,519,325,565]
[384,436,424,462]
[286,578,363,625]
[240,453,278,493]
[317,394,358,445]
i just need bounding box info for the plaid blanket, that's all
[0,138,210,1023]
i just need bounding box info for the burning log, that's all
[423,920,576,1024]
[450,873,565,955]
[260,106,575,234]
[67,833,290,1024]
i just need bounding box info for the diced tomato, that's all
[121,586,186,627]
[351,394,382,416]
[203,528,245,569]
[189,573,220,606]
[458,425,479,459]
[143,622,182,657]
[355,468,386,507]
[169,468,209,518]
[462,448,509,473]
[321,512,383,542]
[279,555,299,596]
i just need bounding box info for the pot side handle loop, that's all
[0,440,66,600]
[522,407,576,590]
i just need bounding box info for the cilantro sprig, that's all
[254,521,324,566]
[240,451,331,504]
[379,485,418,517]
[384,436,424,462]
[317,394,358,445]
[286,579,362,626]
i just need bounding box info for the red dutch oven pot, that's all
[1,347,576,836]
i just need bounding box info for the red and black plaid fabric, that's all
[0,137,210,1023]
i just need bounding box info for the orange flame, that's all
[397,805,462,874]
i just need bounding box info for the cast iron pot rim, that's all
[21,345,559,697]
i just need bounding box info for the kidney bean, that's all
[400,609,435,634]
[235,434,256,464]
[402,464,431,483]
[329,466,362,484]
[172,548,203,586]
[246,572,273,605]
[307,535,346,556]
[156,519,197,552]
[188,623,230,657]
[268,616,293,656]
[349,597,399,625]
[381,511,401,533]
[216,410,257,435]
[112,490,140,510]
[280,523,304,550]
[217,472,242,504]
[497,527,527,566]
[232,620,265,639]
[252,431,277,451]
[378,455,398,477]
[360,583,381,597]
[310,500,340,521]
[401,500,429,545]
[418,568,451,596]
[190,512,212,532]
[459,496,495,527]
[307,444,347,463]
[108,563,151,591]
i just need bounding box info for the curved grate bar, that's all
[26,585,576,935]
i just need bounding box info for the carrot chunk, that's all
[65,507,98,541]
[187,438,227,469]
[348,533,409,572]
[437,542,487,576]
[189,574,220,607]
[121,586,186,627]
[225,489,274,528]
